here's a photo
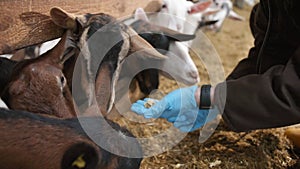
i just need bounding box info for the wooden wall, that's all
[0,0,152,54]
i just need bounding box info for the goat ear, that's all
[50,7,77,29]
[134,8,149,22]
[61,142,99,169]
[189,0,212,14]
[43,32,76,65]
[158,26,196,41]
[228,11,245,21]
[127,27,167,59]
[95,63,114,114]
[197,20,218,29]
[131,19,194,42]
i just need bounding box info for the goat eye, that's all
[162,4,167,8]
[60,76,66,86]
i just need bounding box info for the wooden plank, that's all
[0,0,152,54]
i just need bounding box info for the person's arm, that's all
[214,47,300,132]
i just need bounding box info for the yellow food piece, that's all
[144,99,155,108]
[72,154,86,169]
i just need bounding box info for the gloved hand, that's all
[131,85,219,132]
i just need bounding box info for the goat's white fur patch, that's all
[107,29,130,113]
[56,76,64,93]
[79,27,95,107]
[0,99,7,108]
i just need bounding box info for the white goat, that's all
[203,0,245,32]
[142,0,215,85]
[136,0,244,85]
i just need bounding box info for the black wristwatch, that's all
[199,85,211,109]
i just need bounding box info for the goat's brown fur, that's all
[0,108,142,169]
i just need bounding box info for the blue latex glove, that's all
[131,86,219,132]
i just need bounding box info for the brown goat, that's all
[0,29,144,167]
[1,31,77,118]
[49,7,167,116]
[0,8,150,168]
[0,108,142,169]
[0,7,166,118]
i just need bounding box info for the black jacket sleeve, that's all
[215,47,300,132]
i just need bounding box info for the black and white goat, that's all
[116,8,198,102]
[142,0,215,85]
[203,0,245,32]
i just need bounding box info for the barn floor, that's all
[112,4,300,169]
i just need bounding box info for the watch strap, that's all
[200,85,211,109]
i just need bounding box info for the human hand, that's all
[173,107,219,132]
[131,86,219,132]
